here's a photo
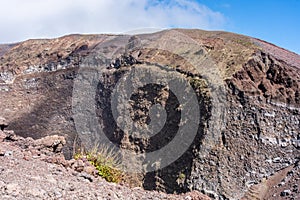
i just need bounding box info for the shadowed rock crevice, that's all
[94,63,211,194]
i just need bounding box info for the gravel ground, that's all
[0,130,210,200]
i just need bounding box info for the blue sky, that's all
[0,0,299,54]
[199,0,300,54]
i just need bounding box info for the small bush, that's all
[176,172,186,185]
[74,145,123,183]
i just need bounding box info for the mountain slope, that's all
[0,29,299,199]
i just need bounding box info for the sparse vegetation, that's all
[74,145,124,183]
[234,38,253,48]
[189,77,210,97]
[176,172,186,185]
[178,172,186,180]
[189,77,206,89]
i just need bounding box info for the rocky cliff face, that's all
[0,29,299,199]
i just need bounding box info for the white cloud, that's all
[0,0,225,43]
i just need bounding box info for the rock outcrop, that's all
[0,130,210,200]
[0,29,299,199]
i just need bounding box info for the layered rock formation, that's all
[0,29,299,199]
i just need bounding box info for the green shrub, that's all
[74,145,123,183]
